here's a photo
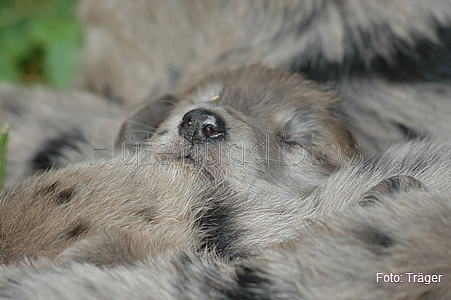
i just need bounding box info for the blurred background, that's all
[0,0,82,89]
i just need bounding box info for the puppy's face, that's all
[121,66,361,192]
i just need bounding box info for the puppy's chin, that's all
[161,155,216,183]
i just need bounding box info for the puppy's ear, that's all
[117,94,179,147]
[359,175,427,207]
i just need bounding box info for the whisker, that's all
[125,119,158,130]
[158,99,180,108]
[122,129,155,134]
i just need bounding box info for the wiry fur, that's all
[0,189,450,299]
[0,83,125,187]
[77,0,451,152]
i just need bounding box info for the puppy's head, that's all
[120,65,361,192]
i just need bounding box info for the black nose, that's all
[179,109,226,143]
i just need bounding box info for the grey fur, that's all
[1,66,359,188]
[77,0,451,152]
[0,158,228,264]
[0,68,363,264]
[0,189,450,299]
[308,138,451,215]
[0,83,125,187]
[1,1,451,297]
[122,65,361,195]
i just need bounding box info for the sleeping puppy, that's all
[1,65,360,188]
[77,0,451,153]
[0,65,359,264]
[120,65,361,194]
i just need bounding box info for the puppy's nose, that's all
[179,109,226,143]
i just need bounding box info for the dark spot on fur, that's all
[224,266,271,300]
[372,26,451,83]
[395,123,421,140]
[37,182,76,205]
[31,129,85,171]
[288,25,451,83]
[38,181,59,196]
[103,84,124,105]
[134,208,156,223]
[359,195,379,207]
[195,198,244,261]
[54,187,76,205]
[360,175,427,206]
[355,226,394,255]
[63,221,90,241]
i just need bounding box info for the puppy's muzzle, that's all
[179,109,226,144]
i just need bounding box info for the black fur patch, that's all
[395,123,421,140]
[195,200,243,261]
[288,26,451,83]
[134,208,156,223]
[37,182,76,205]
[355,226,394,255]
[224,266,271,300]
[360,175,427,206]
[38,181,59,196]
[63,221,90,240]
[103,84,124,104]
[31,129,85,171]
[54,187,76,205]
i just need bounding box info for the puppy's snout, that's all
[179,109,226,143]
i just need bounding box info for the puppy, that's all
[77,0,451,153]
[1,189,450,299]
[121,65,361,194]
[1,66,360,188]
[0,66,360,264]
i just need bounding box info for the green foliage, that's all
[0,0,82,88]
[0,123,9,191]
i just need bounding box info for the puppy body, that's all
[308,138,451,214]
[0,135,449,266]
[0,158,223,264]
[1,190,450,299]
[0,83,124,187]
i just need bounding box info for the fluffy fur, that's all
[0,68,364,264]
[0,188,450,299]
[0,83,124,187]
[0,65,360,189]
[77,0,451,152]
[122,65,361,194]
[1,1,451,298]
